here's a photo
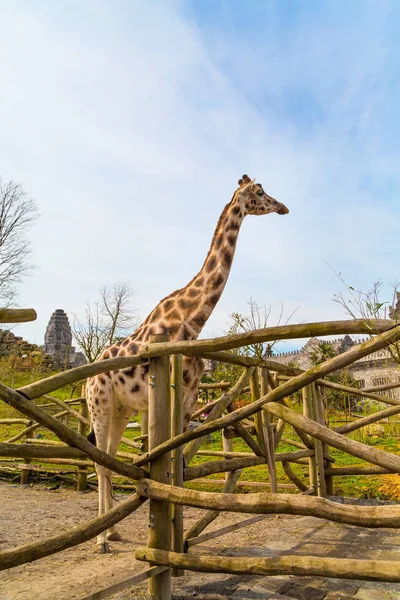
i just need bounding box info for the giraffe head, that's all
[237,174,289,216]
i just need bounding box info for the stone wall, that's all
[0,329,53,368]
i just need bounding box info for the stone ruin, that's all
[0,329,54,368]
[44,309,86,370]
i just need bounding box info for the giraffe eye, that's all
[256,191,263,197]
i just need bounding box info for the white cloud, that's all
[0,0,398,350]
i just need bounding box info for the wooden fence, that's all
[2,310,400,599]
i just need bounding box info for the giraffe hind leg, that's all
[102,406,132,546]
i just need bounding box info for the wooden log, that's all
[0,383,147,481]
[196,450,255,459]
[260,368,277,493]
[138,319,396,359]
[184,450,313,481]
[147,334,172,599]
[0,308,37,323]
[334,405,400,435]
[186,515,269,548]
[251,370,266,454]
[318,379,400,407]
[0,442,90,460]
[183,367,254,464]
[325,465,393,476]
[265,403,400,473]
[364,381,400,393]
[132,324,400,469]
[21,439,139,462]
[315,385,332,495]
[136,547,400,583]
[43,395,89,426]
[185,350,299,376]
[198,382,231,390]
[171,354,184,577]
[188,479,295,490]
[311,383,327,497]
[280,437,306,450]
[0,418,31,425]
[282,461,308,492]
[136,479,400,528]
[141,411,149,454]
[302,386,316,493]
[18,354,146,400]
[183,469,242,544]
[0,493,145,571]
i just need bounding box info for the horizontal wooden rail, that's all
[318,379,400,407]
[325,465,393,476]
[184,450,313,481]
[0,494,146,571]
[334,405,400,435]
[138,319,395,358]
[0,308,37,323]
[136,547,400,582]
[198,382,231,390]
[18,355,145,400]
[364,381,400,393]
[193,350,299,375]
[136,479,400,528]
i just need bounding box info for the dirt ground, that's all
[2,481,400,600]
[0,481,279,600]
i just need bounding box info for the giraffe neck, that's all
[178,194,245,338]
[132,193,245,344]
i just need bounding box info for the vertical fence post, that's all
[315,384,333,496]
[260,368,277,493]
[251,370,266,453]
[141,410,149,453]
[302,385,317,493]
[311,383,327,497]
[20,425,33,485]
[222,382,233,477]
[148,334,172,600]
[171,353,184,577]
[77,398,88,492]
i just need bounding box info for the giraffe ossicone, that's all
[86,174,289,552]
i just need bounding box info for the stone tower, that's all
[44,309,86,370]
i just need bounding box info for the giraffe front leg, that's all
[95,463,111,553]
[104,406,132,543]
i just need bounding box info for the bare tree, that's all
[72,282,139,362]
[0,177,38,305]
[213,297,298,383]
[332,270,400,362]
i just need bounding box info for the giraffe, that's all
[86,174,289,552]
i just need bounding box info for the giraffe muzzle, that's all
[276,203,289,215]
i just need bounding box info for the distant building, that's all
[44,309,86,370]
[271,334,400,400]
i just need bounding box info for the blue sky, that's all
[0,0,399,352]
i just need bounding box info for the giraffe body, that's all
[86,175,289,552]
